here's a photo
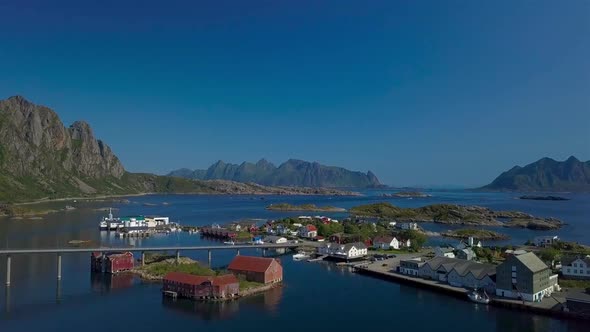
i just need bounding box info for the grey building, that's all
[495,252,558,302]
[456,248,476,261]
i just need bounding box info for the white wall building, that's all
[562,257,590,279]
[435,247,456,258]
[373,236,400,250]
[319,242,368,260]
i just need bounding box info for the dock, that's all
[163,290,178,299]
[307,255,328,262]
[354,257,589,321]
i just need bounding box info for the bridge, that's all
[0,243,303,287]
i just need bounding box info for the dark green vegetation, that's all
[534,241,590,262]
[266,203,345,212]
[238,278,264,291]
[481,156,590,192]
[0,96,354,203]
[168,158,382,188]
[141,261,217,278]
[441,228,509,240]
[472,247,505,264]
[349,202,562,230]
[559,279,590,290]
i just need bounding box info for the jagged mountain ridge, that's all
[0,96,358,202]
[481,156,590,192]
[168,158,382,187]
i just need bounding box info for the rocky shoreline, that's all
[349,202,563,230]
[519,195,570,201]
[441,229,510,240]
[266,203,346,212]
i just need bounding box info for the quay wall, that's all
[355,267,589,322]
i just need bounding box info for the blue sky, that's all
[0,0,588,187]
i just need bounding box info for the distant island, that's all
[168,159,382,188]
[519,195,570,201]
[266,203,346,212]
[0,96,357,203]
[349,202,562,230]
[382,191,431,198]
[441,228,509,240]
[480,156,590,192]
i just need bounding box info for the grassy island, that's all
[349,202,562,230]
[133,254,215,280]
[266,203,346,212]
[441,228,509,240]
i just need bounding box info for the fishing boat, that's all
[467,289,490,304]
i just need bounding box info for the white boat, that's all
[467,289,490,304]
[292,253,310,261]
[223,241,235,245]
[99,221,108,231]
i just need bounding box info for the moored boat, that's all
[467,289,490,304]
[292,252,310,261]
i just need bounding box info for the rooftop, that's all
[228,255,277,273]
[514,252,549,273]
[424,257,495,279]
[163,272,238,286]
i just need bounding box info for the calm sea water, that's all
[0,191,588,331]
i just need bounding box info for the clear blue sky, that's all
[1,0,588,187]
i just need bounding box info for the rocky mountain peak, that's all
[0,96,125,193]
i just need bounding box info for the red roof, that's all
[306,225,317,231]
[163,272,238,286]
[211,274,239,286]
[228,256,276,273]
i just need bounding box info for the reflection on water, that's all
[161,285,284,321]
[240,285,283,314]
[90,273,136,293]
[162,297,240,321]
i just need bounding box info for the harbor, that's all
[1,193,589,332]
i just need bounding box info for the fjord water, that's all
[0,191,589,332]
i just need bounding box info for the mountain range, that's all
[481,156,590,192]
[0,96,354,203]
[168,159,382,188]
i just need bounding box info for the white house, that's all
[373,236,400,250]
[534,235,559,247]
[435,247,456,258]
[561,257,590,279]
[298,225,318,239]
[319,242,368,260]
[264,236,288,244]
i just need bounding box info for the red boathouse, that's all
[162,272,240,299]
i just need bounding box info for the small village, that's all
[87,213,590,320]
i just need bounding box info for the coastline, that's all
[12,189,361,207]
